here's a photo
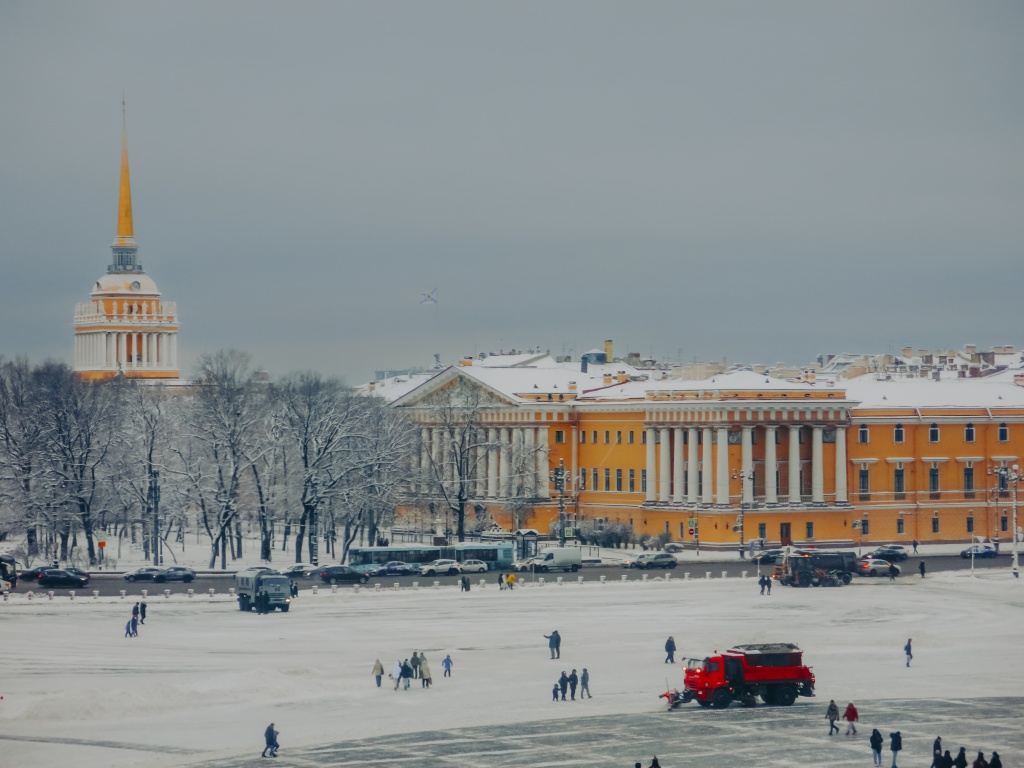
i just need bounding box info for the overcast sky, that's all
[2,2,1021,382]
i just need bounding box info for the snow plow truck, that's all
[664,643,815,709]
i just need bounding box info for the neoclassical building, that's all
[376,348,1024,548]
[73,107,180,381]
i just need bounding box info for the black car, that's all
[319,565,370,585]
[869,546,909,562]
[368,561,417,577]
[161,566,196,582]
[124,567,168,583]
[64,567,91,582]
[281,564,319,579]
[751,549,785,565]
[38,569,90,588]
[18,566,53,584]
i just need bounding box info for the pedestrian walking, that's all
[952,747,968,768]
[261,722,279,758]
[372,658,384,688]
[442,654,453,677]
[940,750,954,768]
[912,539,919,554]
[568,669,578,700]
[506,573,516,590]
[130,615,139,637]
[870,729,884,766]
[664,636,676,664]
[758,574,767,595]
[889,731,902,768]
[648,757,662,768]
[124,619,132,638]
[139,600,147,624]
[391,659,402,691]
[558,671,569,701]
[971,751,989,768]
[410,651,421,679]
[419,655,431,688]
[765,575,771,594]
[543,630,561,659]
[498,572,505,590]
[919,561,926,578]
[989,751,1002,768]
[132,602,140,621]
[400,659,413,690]
[931,737,943,768]
[580,667,592,698]
[889,563,899,581]
[290,581,298,598]
[826,699,840,735]
[904,638,913,667]
[552,682,559,702]
[843,701,859,735]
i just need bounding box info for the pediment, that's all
[392,368,518,409]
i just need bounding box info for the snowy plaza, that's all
[2,569,1023,768]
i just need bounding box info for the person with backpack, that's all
[889,731,903,768]
[825,700,840,735]
[870,729,884,766]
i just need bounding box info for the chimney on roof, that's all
[604,339,613,362]
[964,343,977,356]
[459,356,473,367]
[902,347,912,358]
[568,381,577,392]
[617,370,628,383]
[603,373,613,386]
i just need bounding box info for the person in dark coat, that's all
[988,751,1002,768]
[498,572,505,590]
[889,731,902,768]
[758,575,767,595]
[400,659,413,690]
[648,758,661,768]
[826,700,840,735]
[544,630,561,659]
[904,638,913,667]
[132,602,140,620]
[139,600,147,624]
[889,563,899,581]
[939,750,954,768]
[953,747,968,768]
[262,722,279,757]
[568,669,578,700]
[130,616,139,637]
[870,729,884,766]
[919,560,926,578]
[552,682,559,702]
[580,667,591,698]
[972,751,989,768]
[664,636,676,664]
[558,671,569,701]
[125,619,132,638]
[931,737,943,767]
[410,652,421,679]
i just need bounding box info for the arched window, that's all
[894,424,905,444]
[964,424,975,443]
[928,423,940,443]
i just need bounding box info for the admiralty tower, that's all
[73,106,180,381]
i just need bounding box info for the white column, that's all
[741,426,754,506]
[716,427,730,506]
[835,426,849,505]
[119,332,128,370]
[658,427,671,502]
[486,428,498,499]
[812,425,825,504]
[686,428,699,504]
[141,332,149,368]
[536,427,549,488]
[701,427,713,505]
[170,334,178,369]
[645,428,656,502]
[672,427,684,504]
[523,426,536,490]
[499,428,511,498]
[788,425,801,505]
[765,426,778,505]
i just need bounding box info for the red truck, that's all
[665,643,815,709]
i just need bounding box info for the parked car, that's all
[419,559,462,576]
[18,566,52,584]
[368,561,417,577]
[961,544,998,559]
[38,569,90,588]
[459,559,489,574]
[633,553,678,569]
[281,564,318,579]
[856,558,899,577]
[124,567,168,583]
[161,566,196,582]
[664,542,685,553]
[751,549,785,565]
[318,565,370,585]
[64,567,90,582]
[869,546,909,562]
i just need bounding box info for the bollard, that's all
[538,577,545,586]
[27,591,34,600]
[433,581,440,589]
[665,573,671,582]
[311,585,318,595]
[332,584,338,594]
[479,579,487,588]
[208,588,215,597]
[412,581,419,590]
[48,591,54,600]
[705,572,712,580]
[93,590,99,599]
[69,590,75,600]
[720,571,726,579]
[353,584,360,593]
[600,575,606,583]
[141,589,148,598]
[2,591,7,601]
[229,587,236,597]
[684,572,690,580]
[119,590,126,599]
[642,573,648,582]
[187,588,194,598]
[164,589,171,598]
[741,570,748,579]
[556,576,564,585]
[621,574,628,582]
[393,582,400,591]
[577,576,584,584]
[374,583,382,592]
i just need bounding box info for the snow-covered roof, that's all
[845,365,1024,409]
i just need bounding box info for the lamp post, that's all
[551,459,567,546]
[149,470,161,566]
[988,464,1020,578]
[308,478,319,567]
[731,469,754,559]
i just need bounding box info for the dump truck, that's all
[235,568,292,612]
[671,643,815,709]
[773,549,854,587]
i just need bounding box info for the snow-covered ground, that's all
[2,569,1022,767]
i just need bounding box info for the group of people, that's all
[825,699,859,736]
[497,572,517,590]
[552,668,591,701]
[123,600,146,637]
[757,574,773,595]
[371,651,453,692]
[931,737,1002,768]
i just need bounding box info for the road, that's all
[10,553,1011,597]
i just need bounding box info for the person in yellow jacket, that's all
[506,573,517,590]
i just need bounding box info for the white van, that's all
[520,547,582,573]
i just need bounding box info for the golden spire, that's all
[114,96,135,246]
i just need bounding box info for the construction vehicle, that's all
[235,568,292,612]
[773,549,853,587]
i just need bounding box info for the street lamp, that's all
[308,478,319,567]
[149,470,161,566]
[989,464,1021,578]
[551,459,567,546]
[731,469,754,559]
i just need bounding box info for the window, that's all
[858,468,870,500]
[897,518,905,534]
[858,425,869,444]
[580,431,586,444]
[860,518,870,535]
[999,423,1009,442]
[998,467,1009,491]
[592,431,597,444]
[805,522,814,539]
[616,431,622,444]
[966,515,974,534]
[665,521,670,535]
[642,431,647,444]
[929,463,940,494]
[758,523,767,540]
[679,522,686,539]
[628,431,634,444]
[603,468,610,491]
[554,430,565,444]
[1001,515,1009,532]
[964,424,975,443]
[604,431,610,444]
[615,469,622,492]
[641,469,647,493]
[579,469,586,490]
[894,424,905,443]
[628,469,635,492]
[592,468,598,492]
[932,516,940,534]
[964,465,975,498]
[929,423,940,443]
[894,465,905,500]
